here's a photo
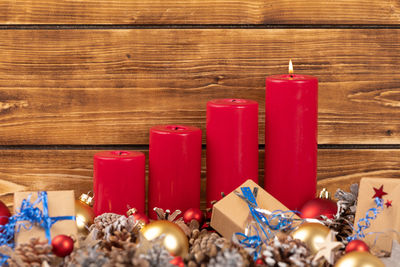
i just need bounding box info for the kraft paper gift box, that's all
[14,190,77,245]
[210,179,299,239]
[354,178,400,254]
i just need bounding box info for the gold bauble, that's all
[291,223,331,254]
[141,220,189,257]
[334,251,385,267]
[75,199,95,235]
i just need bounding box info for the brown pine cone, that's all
[104,242,140,267]
[191,232,224,255]
[185,231,224,266]
[7,238,56,267]
[260,234,312,267]
[99,228,140,252]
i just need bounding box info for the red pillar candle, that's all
[264,64,318,210]
[206,99,259,208]
[149,125,202,220]
[93,151,145,216]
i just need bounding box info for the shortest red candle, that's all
[93,151,145,216]
[149,125,202,220]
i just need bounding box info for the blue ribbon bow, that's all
[0,191,75,265]
[235,187,299,260]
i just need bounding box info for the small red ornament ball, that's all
[299,198,337,219]
[51,235,74,257]
[170,256,185,267]
[132,212,150,225]
[0,200,11,226]
[255,258,264,265]
[183,208,204,225]
[345,240,370,253]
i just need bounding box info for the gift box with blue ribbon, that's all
[210,179,300,240]
[13,190,77,245]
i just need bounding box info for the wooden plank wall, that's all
[1,1,400,211]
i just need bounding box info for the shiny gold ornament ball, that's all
[75,199,95,235]
[291,222,331,254]
[141,220,189,257]
[334,251,385,267]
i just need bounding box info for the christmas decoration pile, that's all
[0,184,394,266]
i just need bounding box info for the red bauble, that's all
[132,212,150,225]
[183,208,204,225]
[170,256,185,267]
[345,240,370,253]
[255,258,264,265]
[51,235,74,257]
[0,200,11,226]
[299,198,337,219]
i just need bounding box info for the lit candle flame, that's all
[289,59,293,74]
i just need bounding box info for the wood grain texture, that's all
[1,29,400,144]
[1,0,400,25]
[1,149,399,210]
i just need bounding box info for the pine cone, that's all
[152,208,181,222]
[261,234,312,267]
[99,228,139,252]
[191,232,224,256]
[64,246,109,267]
[139,243,175,267]
[335,184,358,213]
[185,231,229,266]
[89,213,122,239]
[89,213,140,242]
[104,242,140,267]
[220,240,253,267]
[153,207,192,236]
[208,249,244,267]
[7,238,56,267]
[326,184,359,242]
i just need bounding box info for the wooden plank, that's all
[1,149,400,211]
[1,1,400,25]
[1,29,400,144]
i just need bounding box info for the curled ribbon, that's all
[235,187,299,260]
[0,192,75,264]
[347,197,383,242]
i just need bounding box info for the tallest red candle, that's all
[264,72,318,210]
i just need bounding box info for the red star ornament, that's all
[385,200,392,208]
[372,185,388,199]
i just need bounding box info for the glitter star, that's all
[385,200,392,208]
[372,185,388,199]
